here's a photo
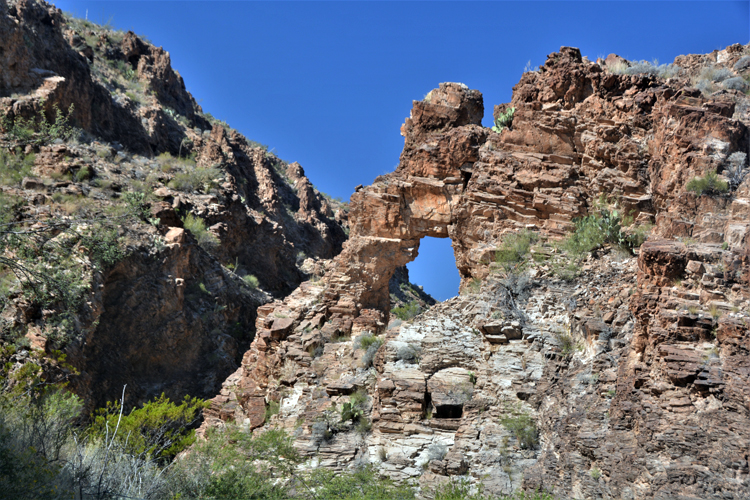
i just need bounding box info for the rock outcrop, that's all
[0,0,348,411]
[205,43,750,499]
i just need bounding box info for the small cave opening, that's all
[406,237,460,301]
[460,169,472,192]
[434,404,464,419]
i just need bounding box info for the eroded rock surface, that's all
[207,44,750,499]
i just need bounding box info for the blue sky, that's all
[53,0,748,301]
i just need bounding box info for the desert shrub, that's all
[734,55,750,71]
[725,152,747,189]
[264,400,280,423]
[500,406,538,449]
[243,274,260,289]
[723,76,749,92]
[396,343,421,364]
[614,60,681,79]
[165,426,302,500]
[168,166,221,193]
[686,169,729,196]
[562,208,641,256]
[1,103,79,147]
[355,332,383,368]
[0,148,35,186]
[89,393,208,463]
[306,466,415,500]
[699,65,734,83]
[182,213,220,249]
[495,230,538,271]
[392,300,421,321]
[492,107,516,133]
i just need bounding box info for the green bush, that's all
[165,426,302,500]
[1,103,79,147]
[0,148,35,186]
[89,393,209,463]
[500,406,539,450]
[182,213,220,249]
[562,208,644,256]
[686,169,729,195]
[355,332,383,368]
[492,107,516,133]
[392,300,421,321]
[168,166,221,193]
[264,400,280,423]
[495,229,538,271]
[306,466,415,500]
[243,274,260,289]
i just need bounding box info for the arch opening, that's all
[405,236,460,302]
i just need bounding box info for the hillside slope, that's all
[0,0,349,411]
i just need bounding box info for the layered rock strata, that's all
[206,44,750,499]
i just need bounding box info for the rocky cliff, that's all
[202,44,750,499]
[0,0,348,411]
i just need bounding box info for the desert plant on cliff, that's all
[495,229,538,272]
[355,332,383,368]
[243,274,260,289]
[491,107,516,133]
[1,102,79,147]
[686,169,729,196]
[392,300,422,321]
[305,465,415,500]
[182,213,220,249]
[0,148,35,186]
[168,166,221,193]
[500,404,539,450]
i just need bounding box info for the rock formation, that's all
[204,43,750,499]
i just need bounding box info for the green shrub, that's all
[165,426,302,500]
[355,332,383,368]
[89,393,209,463]
[495,229,538,271]
[492,107,516,133]
[0,148,35,186]
[562,208,645,256]
[264,400,280,423]
[392,300,421,321]
[168,166,221,193]
[243,274,260,289]
[500,405,538,449]
[306,466,415,500]
[182,213,220,249]
[1,102,79,147]
[686,169,729,196]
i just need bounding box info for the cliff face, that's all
[204,44,750,499]
[0,0,348,411]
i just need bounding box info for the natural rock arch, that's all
[323,82,488,313]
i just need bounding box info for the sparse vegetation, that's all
[686,169,729,196]
[355,332,383,368]
[243,274,260,289]
[495,229,538,272]
[182,213,220,249]
[1,102,79,147]
[608,59,681,79]
[492,107,516,133]
[168,166,221,193]
[500,404,539,449]
[392,300,422,321]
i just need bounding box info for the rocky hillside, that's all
[202,43,750,499]
[0,0,350,411]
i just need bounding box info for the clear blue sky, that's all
[53,0,748,301]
